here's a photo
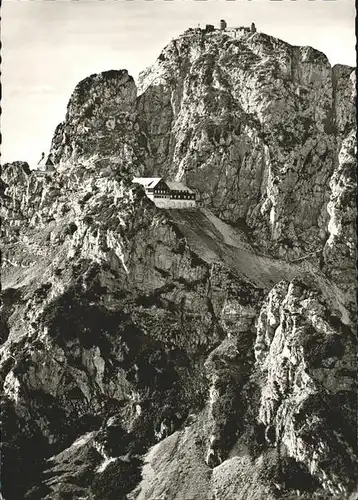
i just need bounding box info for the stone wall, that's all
[154,198,197,209]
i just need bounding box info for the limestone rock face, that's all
[323,128,356,295]
[1,28,356,500]
[255,280,357,496]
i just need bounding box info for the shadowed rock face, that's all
[1,29,356,500]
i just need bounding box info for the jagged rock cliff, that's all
[1,28,356,500]
[50,70,141,172]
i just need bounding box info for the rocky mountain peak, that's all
[136,29,355,286]
[1,27,356,500]
[50,68,139,170]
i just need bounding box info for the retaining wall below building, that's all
[154,199,197,209]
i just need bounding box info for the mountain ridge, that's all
[1,28,356,499]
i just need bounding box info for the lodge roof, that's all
[166,181,194,193]
[133,177,194,193]
[133,177,162,188]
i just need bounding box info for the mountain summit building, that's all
[133,177,196,208]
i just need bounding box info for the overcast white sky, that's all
[2,0,356,167]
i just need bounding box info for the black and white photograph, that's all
[1,0,356,498]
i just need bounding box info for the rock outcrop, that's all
[1,27,356,500]
[50,70,144,174]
